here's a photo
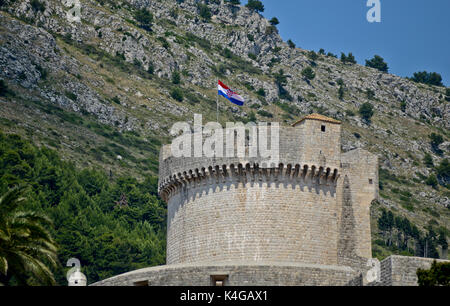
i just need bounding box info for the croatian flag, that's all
[218,80,245,106]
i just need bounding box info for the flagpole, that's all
[216,80,219,123]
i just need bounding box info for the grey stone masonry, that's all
[91,261,361,286]
[379,255,450,286]
[159,115,378,269]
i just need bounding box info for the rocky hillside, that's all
[0,0,449,259]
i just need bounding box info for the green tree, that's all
[429,133,444,154]
[287,39,296,49]
[338,85,345,100]
[273,69,292,100]
[301,67,315,80]
[256,88,266,97]
[425,174,438,189]
[170,88,184,102]
[0,186,58,285]
[378,209,395,246]
[341,52,356,64]
[30,0,45,12]
[273,69,288,87]
[0,79,8,96]
[197,3,212,21]
[248,111,257,122]
[246,0,264,13]
[359,102,374,121]
[423,153,434,168]
[0,132,167,284]
[411,71,443,87]
[417,261,450,286]
[134,9,153,31]
[437,230,448,258]
[365,55,389,72]
[269,17,279,26]
[307,50,318,61]
[436,158,450,185]
[171,71,181,85]
[147,62,154,75]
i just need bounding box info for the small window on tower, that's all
[321,125,326,132]
[369,179,373,184]
[211,275,228,286]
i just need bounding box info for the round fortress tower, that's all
[158,114,378,267]
[93,114,380,286]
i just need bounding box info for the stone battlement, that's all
[159,114,378,268]
[159,162,340,202]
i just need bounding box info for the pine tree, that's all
[365,55,389,72]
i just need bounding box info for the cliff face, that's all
[0,0,448,254]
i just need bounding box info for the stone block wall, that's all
[159,117,376,271]
[339,149,378,261]
[167,172,340,266]
[379,255,450,286]
[91,262,361,286]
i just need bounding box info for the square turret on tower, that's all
[292,113,342,170]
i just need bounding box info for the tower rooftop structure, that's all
[292,113,342,126]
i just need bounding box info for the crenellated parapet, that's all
[158,114,378,268]
[159,162,340,202]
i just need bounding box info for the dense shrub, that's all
[170,87,184,102]
[423,153,434,167]
[197,3,212,21]
[31,0,45,12]
[134,8,153,31]
[0,132,166,285]
[338,85,345,100]
[225,0,241,5]
[257,109,273,118]
[411,71,443,87]
[301,66,315,80]
[436,158,450,185]
[365,55,389,72]
[359,102,374,121]
[171,71,181,84]
[417,261,450,286]
[246,0,264,13]
[287,39,296,49]
[429,133,444,154]
[256,88,266,97]
[265,25,277,35]
[341,52,357,64]
[269,17,279,26]
[425,174,438,189]
[0,79,9,96]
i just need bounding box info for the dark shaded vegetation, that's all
[0,132,166,285]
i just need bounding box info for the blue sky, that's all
[244,0,450,86]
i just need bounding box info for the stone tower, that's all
[94,114,382,286]
[158,113,379,268]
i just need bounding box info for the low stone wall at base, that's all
[379,255,450,286]
[91,262,361,286]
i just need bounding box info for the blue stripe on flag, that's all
[218,91,244,106]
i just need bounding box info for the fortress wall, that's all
[167,175,340,266]
[339,149,378,260]
[379,256,450,286]
[158,124,341,187]
[91,262,360,286]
